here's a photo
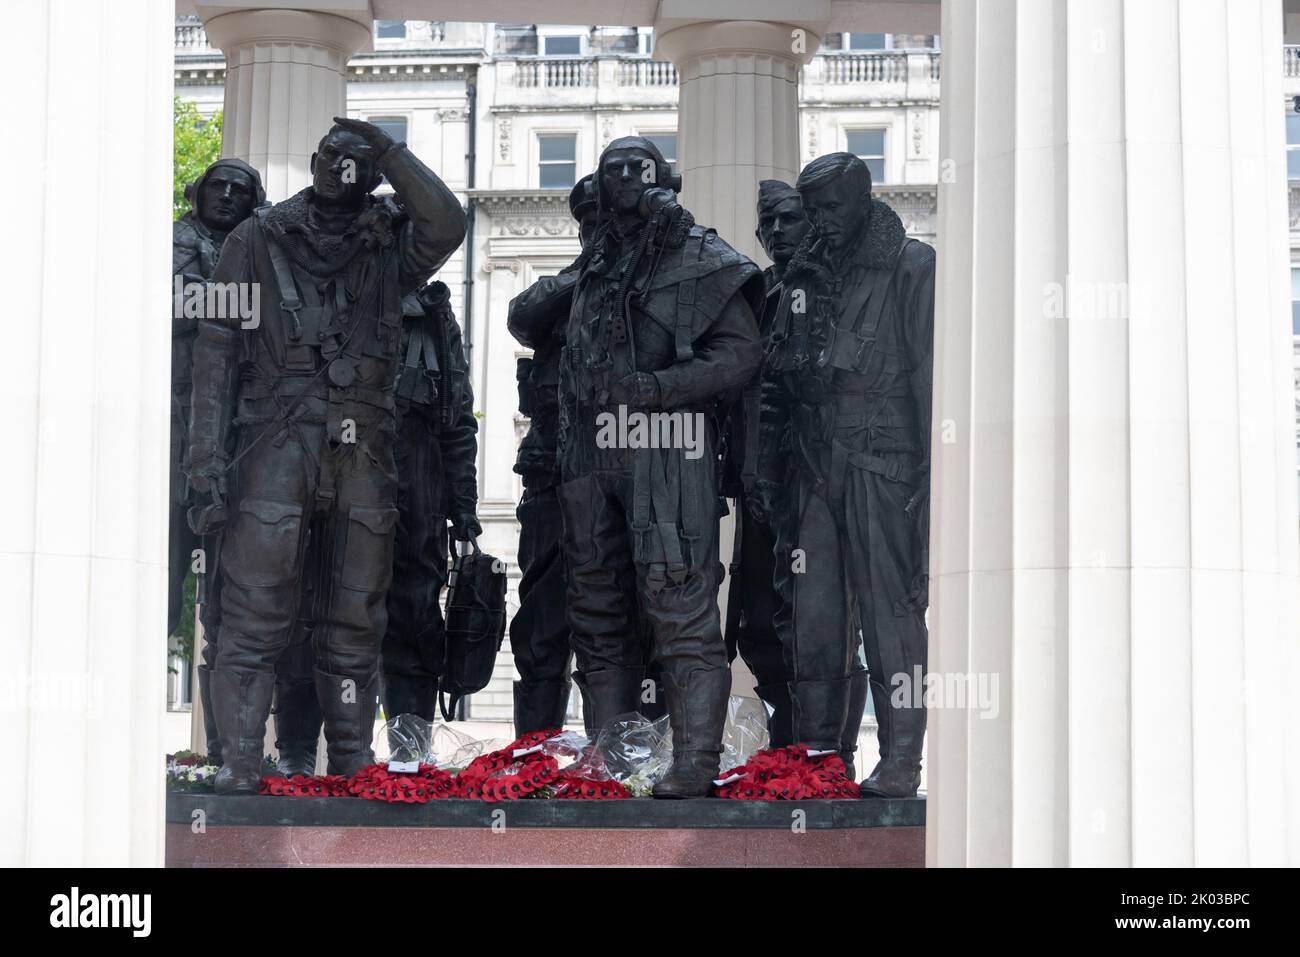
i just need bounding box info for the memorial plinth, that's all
[165,792,926,867]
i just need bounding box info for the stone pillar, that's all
[930,0,1300,867]
[202,8,371,201]
[653,18,822,265]
[0,0,173,866]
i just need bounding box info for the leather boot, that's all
[572,666,643,737]
[196,663,223,765]
[381,672,438,723]
[652,667,730,799]
[211,668,274,795]
[838,671,870,780]
[754,682,793,749]
[789,677,851,752]
[315,669,379,776]
[512,677,571,736]
[273,677,321,778]
[860,677,924,798]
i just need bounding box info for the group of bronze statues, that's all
[172,122,933,800]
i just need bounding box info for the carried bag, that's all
[439,538,507,720]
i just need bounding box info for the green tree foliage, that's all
[170,95,220,667]
[170,573,197,669]
[174,96,223,220]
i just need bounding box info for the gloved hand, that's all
[608,372,662,409]
[331,115,398,158]
[450,513,482,542]
[638,187,679,219]
[189,458,228,502]
[746,479,782,524]
[187,459,230,535]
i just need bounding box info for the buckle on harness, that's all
[885,458,902,482]
[853,334,874,370]
[282,301,304,341]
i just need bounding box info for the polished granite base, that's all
[165,792,926,867]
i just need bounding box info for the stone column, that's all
[653,18,822,265]
[202,8,371,201]
[0,0,173,866]
[930,0,1300,867]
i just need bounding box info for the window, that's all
[367,116,408,145]
[1288,112,1300,179]
[847,32,888,50]
[538,133,577,188]
[367,117,408,184]
[642,133,677,166]
[846,129,886,184]
[544,35,582,56]
[375,20,406,40]
[1291,266,1300,335]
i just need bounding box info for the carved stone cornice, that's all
[470,189,578,239]
[348,58,480,82]
[874,184,938,240]
[175,54,482,87]
[175,58,226,87]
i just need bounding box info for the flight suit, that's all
[170,157,265,763]
[190,144,464,785]
[381,282,479,721]
[557,208,763,794]
[507,268,578,733]
[762,196,934,795]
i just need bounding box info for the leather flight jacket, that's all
[189,143,465,497]
[761,199,934,519]
[557,214,765,584]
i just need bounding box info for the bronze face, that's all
[311,129,379,209]
[598,147,657,215]
[198,167,257,232]
[757,194,810,268]
[799,173,869,252]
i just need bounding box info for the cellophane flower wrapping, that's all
[721,695,770,769]
[375,713,434,765]
[561,712,672,797]
[427,721,500,771]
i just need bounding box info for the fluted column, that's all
[930,0,1300,867]
[0,0,173,866]
[203,8,371,201]
[653,19,821,265]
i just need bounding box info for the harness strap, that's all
[678,444,703,543]
[259,212,305,342]
[740,381,761,490]
[848,449,922,486]
[649,446,687,587]
[673,230,708,363]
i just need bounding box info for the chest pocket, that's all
[860,344,905,389]
[819,238,918,385]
